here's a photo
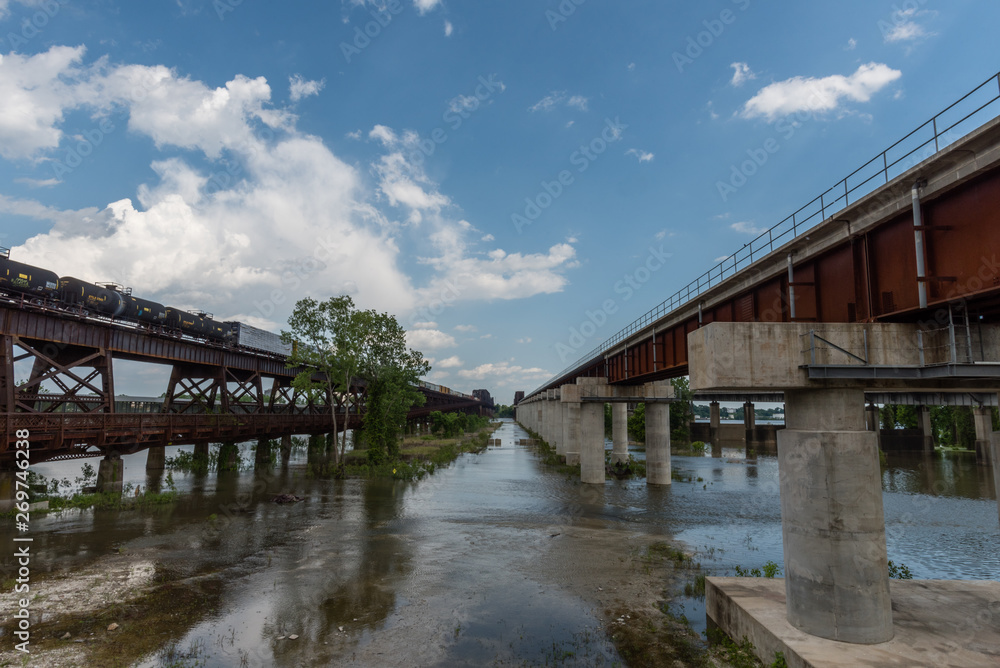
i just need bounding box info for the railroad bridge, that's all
[517,73,1000,651]
[0,297,492,496]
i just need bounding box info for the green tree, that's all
[879,404,918,430]
[670,377,694,444]
[357,310,430,464]
[282,295,368,465]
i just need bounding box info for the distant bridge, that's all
[0,299,491,465]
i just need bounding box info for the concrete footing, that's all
[219,442,240,471]
[97,455,124,493]
[707,577,1000,668]
[779,389,892,644]
[645,402,671,485]
[611,403,628,464]
[281,435,292,464]
[255,437,271,466]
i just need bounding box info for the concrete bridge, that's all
[517,73,1000,661]
[0,298,492,501]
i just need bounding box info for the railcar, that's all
[58,277,128,317]
[0,256,59,297]
[165,307,228,341]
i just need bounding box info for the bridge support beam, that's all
[281,435,292,465]
[645,402,671,485]
[709,401,721,450]
[973,406,993,466]
[0,468,14,512]
[611,403,628,464]
[97,454,124,494]
[778,388,893,644]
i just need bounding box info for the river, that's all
[2,419,998,666]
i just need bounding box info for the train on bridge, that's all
[1,250,292,357]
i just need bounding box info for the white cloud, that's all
[567,95,589,111]
[730,62,756,87]
[882,8,934,43]
[406,328,457,351]
[7,47,579,336]
[436,355,463,368]
[516,337,531,344]
[627,63,636,72]
[345,129,362,140]
[730,221,765,235]
[740,63,902,121]
[529,91,566,113]
[846,38,857,50]
[413,0,441,15]
[14,177,60,188]
[412,321,438,329]
[625,148,654,163]
[458,361,549,382]
[289,74,325,102]
[444,20,453,36]
[454,324,477,333]
[481,234,494,242]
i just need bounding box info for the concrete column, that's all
[743,401,756,446]
[917,405,934,453]
[709,401,721,444]
[219,441,240,471]
[97,455,124,494]
[580,400,605,484]
[194,442,209,461]
[281,435,292,464]
[611,402,628,464]
[562,397,581,464]
[778,388,893,644]
[552,397,565,454]
[646,402,671,485]
[255,437,272,467]
[974,406,993,466]
[145,445,166,471]
[550,391,562,452]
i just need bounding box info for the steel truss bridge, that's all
[0,300,491,464]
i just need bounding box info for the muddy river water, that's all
[3,419,998,666]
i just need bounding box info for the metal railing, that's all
[533,70,1000,396]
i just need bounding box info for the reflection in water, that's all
[3,424,998,665]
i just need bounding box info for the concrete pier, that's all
[709,401,721,445]
[561,393,579,459]
[145,445,165,471]
[917,404,934,453]
[255,437,271,467]
[991,432,1000,525]
[219,441,240,471]
[611,402,628,464]
[974,406,993,465]
[0,469,14,512]
[779,388,892,644]
[645,402,671,485]
[281,435,293,464]
[580,400,605,484]
[97,454,124,493]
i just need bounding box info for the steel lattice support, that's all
[11,337,115,413]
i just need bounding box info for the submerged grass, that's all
[340,424,498,480]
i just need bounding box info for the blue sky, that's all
[1,0,998,403]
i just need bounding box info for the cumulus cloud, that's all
[406,328,457,351]
[458,361,550,382]
[436,355,463,368]
[740,63,902,121]
[444,20,453,36]
[454,324,477,333]
[289,74,325,102]
[730,62,755,87]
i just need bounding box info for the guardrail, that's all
[534,70,1000,396]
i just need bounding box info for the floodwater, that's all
[4,420,999,666]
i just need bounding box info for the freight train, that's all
[0,253,291,356]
